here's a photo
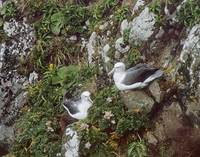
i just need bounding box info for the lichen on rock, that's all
[129,7,156,44]
[62,127,80,157]
[179,24,200,86]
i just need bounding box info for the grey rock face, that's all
[87,32,97,64]
[0,124,14,149]
[149,81,162,103]
[115,37,130,54]
[0,18,35,153]
[179,25,200,86]
[121,90,155,113]
[153,102,183,141]
[129,7,156,44]
[62,127,80,157]
[177,25,200,127]
[145,131,158,145]
[132,0,145,15]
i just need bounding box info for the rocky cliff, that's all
[0,0,200,157]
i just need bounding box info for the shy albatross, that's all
[108,62,163,90]
[63,91,93,120]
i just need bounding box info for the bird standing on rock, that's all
[63,91,93,120]
[108,62,163,90]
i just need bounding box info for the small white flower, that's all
[80,123,89,130]
[45,121,52,126]
[47,126,54,132]
[83,26,87,29]
[56,153,62,156]
[99,66,103,70]
[103,111,114,120]
[111,120,116,124]
[85,20,90,26]
[85,142,91,149]
[107,30,111,36]
[69,35,77,41]
[29,71,38,84]
[106,97,112,103]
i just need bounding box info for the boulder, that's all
[149,81,162,103]
[121,91,155,113]
[129,7,156,44]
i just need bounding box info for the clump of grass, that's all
[89,0,121,29]
[114,6,130,22]
[149,0,164,25]
[116,113,148,135]
[22,36,84,74]
[0,1,17,19]
[177,0,200,27]
[34,4,90,38]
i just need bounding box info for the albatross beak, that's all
[88,97,93,103]
[108,68,115,76]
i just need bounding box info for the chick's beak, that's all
[88,97,93,103]
[108,68,115,76]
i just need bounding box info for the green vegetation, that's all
[23,37,84,73]
[89,0,121,29]
[128,139,147,157]
[149,0,164,25]
[12,64,94,157]
[114,6,130,22]
[0,1,17,18]
[2,0,151,156]
[75,87,149,156]
[17,0,124,74]
[125,47,142,68]
[177,0,200,27]
[123,28,131,44]
[33,4,90,38]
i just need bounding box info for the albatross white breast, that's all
[63,91,93,120]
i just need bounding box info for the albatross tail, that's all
[144,70,163,84]
[63,104,87,120]
[63,104,74,118]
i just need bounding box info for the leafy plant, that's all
[89,0,120,28]
[128,139,147,157]
[177,0,200,27]
[0,1,17,18]
[125,48,141,67]
[114,6,130,22]
[50,11,65,35]
[87,86,125,130]
[123,28,131,44]
[149,0,164,25]
[116,113,148,135]
[34,4,90,38]
[78,125,114,157]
